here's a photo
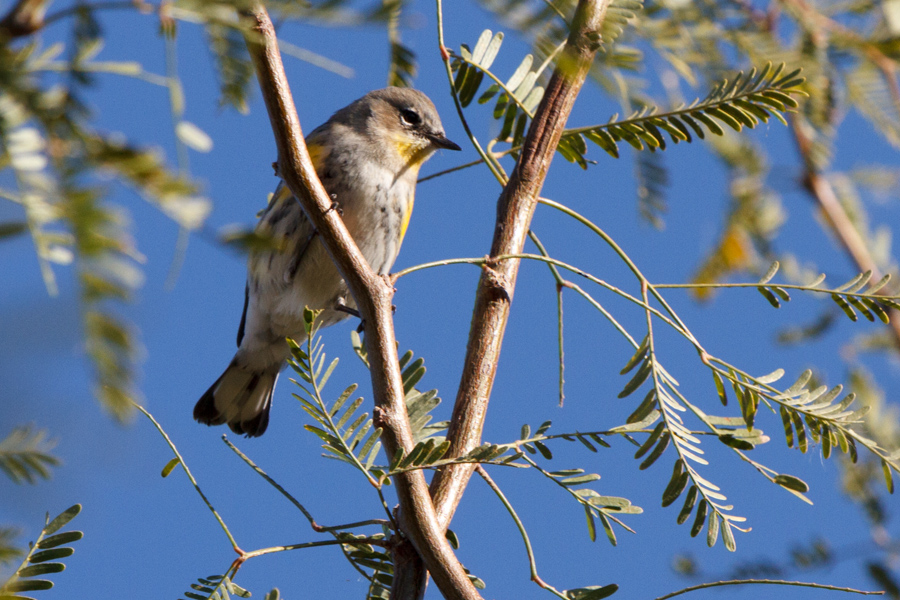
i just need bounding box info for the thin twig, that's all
[219,436,380,581]
[528,231,566,405]
[222,436,317,525]
[418,157,488,183]
[134,403,241,552]
[240,537,390,560]
[436,0,507,184]
[476,465,569,599]
[162,32,192,290]
[419,145,526,184]
[653,578,884,600]
[397,252,691,340]
[536,197,708,350]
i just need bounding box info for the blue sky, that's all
[2,1,899,599]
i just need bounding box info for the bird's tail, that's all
[194,359,281,437]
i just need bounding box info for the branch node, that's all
[585,30,603,51]
[481,261,512,303]
[373,405,388,430]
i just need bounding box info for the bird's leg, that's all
[335,297,365,333]
[326,194,342,216]
[334,296,366,333]
[334,297,395,334]
[334,298,361,320]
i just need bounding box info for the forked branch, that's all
[238,4,482,600]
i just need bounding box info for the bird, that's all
[194,87,461,437]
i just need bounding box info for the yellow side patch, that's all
[273,180,293,203]
[267,141,326,210]
[399,194,415,246]
[307,141,327,172]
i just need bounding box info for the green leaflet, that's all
[1,505,82,596]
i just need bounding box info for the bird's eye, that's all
[400,108,422,127]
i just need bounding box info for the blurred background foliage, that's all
[0,0,899,597]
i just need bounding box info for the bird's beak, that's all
[427,132,462,151]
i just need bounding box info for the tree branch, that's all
[389,4,612,595]
[238,5,482,600]
[791,116,900,348]
[0,0,48,37]
[429,0,613,530]
[738,0,900,348]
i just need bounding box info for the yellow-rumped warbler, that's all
[194,88,460,437]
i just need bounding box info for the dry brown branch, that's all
[791,118,900,347]
[779,0,900,116]
[238,4,483,600]
[743,0,900,348]
[0,0,48,37]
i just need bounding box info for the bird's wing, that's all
[237,128,333,346]
[237,283,249,347]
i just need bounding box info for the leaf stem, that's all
[537,197,707,350]
[450,50,537,119]
[436,0,508,184]
[476,466,568,599]
[655,281,900,301]
[653,578,883,599]
[528,231,567,406]
[134,403,240,551]
[221,436,318,526]
[417,148,519,183]
[241,537,389,561]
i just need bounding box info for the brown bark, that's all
[239,5,483,600]
[430,0,613,531]
[390,1,613,597]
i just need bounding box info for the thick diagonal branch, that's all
[430,0,612,529]
[390,5,612,596]
[239,5,482,600]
